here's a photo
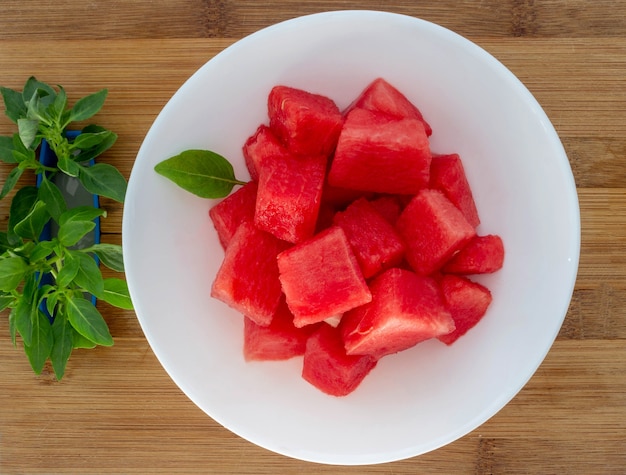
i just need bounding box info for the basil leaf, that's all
[154,149,246,199]
[0,166,23,200]
[38,176,67,222]
[9,186,38,232]
[83,243,124,272]
[69,251,103,298]
[77,162,127,202]
[17,118,39,149]
[11,132,36,163]
[70,130,113,151]
[0,293,14,312]
[57,252,80,288]
[0,85,27,123]
[65,296,113,346]
[74,126,117,162]
[58,219,96,248]
[59,205,106,226]
[50,313,73,380]
[69,89,107,122]
[13,200,50,241]
[58,154,80,177]
[22,77,56,105]
[24,309,53,374]
[50,85,67,123]
[101,278,133,310]
[72,327,97,349]
[29,240,56,263]
[0,256,29,291]
[0,135,18,163]
[12,295,33,346]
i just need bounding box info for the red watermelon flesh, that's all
[211,222,290,326]
[368,195,403,226]
[208,181,258,249]
[254,151,327,244]
[396,188,476,276]
[340,268,455,359]
[328,108,431,194]
[277,226,372,327]
[443,234,505,274]
[430,153,480,228]
[332,197,405,278]
[302,323,377,397]
[345,77,432,136]
[243,298,320,361]
[437,274,493,345]
[268,85,344,157]
[242,124,287,182]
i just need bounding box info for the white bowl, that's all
[122,10,580,465]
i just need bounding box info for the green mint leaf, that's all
[0,135,18,163]
[57,251,80,288]
[69,250,104,298]
[12,295,33,346]
[83,243,125,272]
[70,130,113,151]
[0,256,29,292]
[58,154,81,177]
[101,278,133,310]
[0,85,27,123]
[13,200,50,241]
[24,309,53,374]
[68,89,107,123]
[77,162,127,202]
[50,313,73,380]
[0,166,24,200]
[17,118,39,149]
[65,296,113,346]
[154,149,246,199]
[38,176,68,223]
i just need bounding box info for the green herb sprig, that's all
[0,77,132,379]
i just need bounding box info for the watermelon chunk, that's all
[332,197,405,278]
[242,124,287,182]
[368,195,403,225]
[340,268,455,359]
[396,188,476,276]
[243,298,320,361]
[211,222,290,326]
[208,182,258,249]
[430,153,480,228]
[345,77,432,136]
[437,274,493,345]
[443,234,505,274]
[268,85,344,157]
[277,226,372,327]
[302,323,377,397]
[328,108,431,194]
[254,151,327,243]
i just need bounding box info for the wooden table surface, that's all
[1,1,625,473]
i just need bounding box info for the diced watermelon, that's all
[268,85,344,157]
[332,197,405,278]
[396,189,476,276]
[328,108,431,194]
[211,222,290,326]
[242,124,287,182]
[344,77,432,136]
[430,153,480,228]
[277,226,372,327]
[443,234,505,274]
[302,323,377,397]
[243,298,320,361]
[254,151,327,243]
[340,268,455,359]
[437,274,493,345]
[208,182,258,249]
[368,195,403,225]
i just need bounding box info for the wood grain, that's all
[1,0,626,473]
